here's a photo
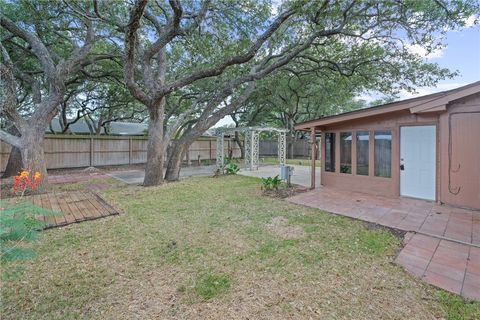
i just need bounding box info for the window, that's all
[325,132,336,172]
[374,131,392,177]
[340,132,352,173]
[356,131,369,175]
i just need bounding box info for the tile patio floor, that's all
[397,233,479,300]
[287,187,480,300]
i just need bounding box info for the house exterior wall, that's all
[318,93,480,210]
[438,94,480,209]
[319,111,439,198]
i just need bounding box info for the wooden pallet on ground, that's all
[23,190,119,229]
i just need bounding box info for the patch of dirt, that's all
[262,185,309,199]
[0,179,14,198]
[266,216,305,239]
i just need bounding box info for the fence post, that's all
[90,137,94,167]
[209,140,212,160]
[129,137,132,165]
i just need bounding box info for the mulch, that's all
[262,184,309,198]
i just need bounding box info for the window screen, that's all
[340,132,352,173]
[356,131,369,175]
[325,133,336,172]
[374,131,392,177]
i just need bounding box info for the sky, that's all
[214,19,480,128]
[374,19,480,100]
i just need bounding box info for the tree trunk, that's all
[19,130,49,192]
[164,140,189,181]
[1,125,22,178]
[2,146,22,178]
[143,100,166,186]
[234,132,245,159]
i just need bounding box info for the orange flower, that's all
[12,170,42,195]
[19,170,29,178]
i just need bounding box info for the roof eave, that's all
[295,81,480,130]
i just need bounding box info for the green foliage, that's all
[0,200,60,262]
[436,291,480,320]
[261,175,282,191]
[194,272,231,300]
[340,165,351,174]
[356,229,399,255]
[223,158,240,175]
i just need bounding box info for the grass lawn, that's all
[1,176,479,319]
[261,157,322,167]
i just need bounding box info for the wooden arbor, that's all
[215,127,288,170]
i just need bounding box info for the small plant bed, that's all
[261,175,308,198]
[262,183,308,198]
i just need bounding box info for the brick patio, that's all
[397,233,480,300]
[287,187,480,300]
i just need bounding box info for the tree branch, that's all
[124,0,151,106]
[0,129,21,147]
[156,8,296,98]
[0,15,57,86]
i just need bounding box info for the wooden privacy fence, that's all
[0,135,316,172]
[0,134,241,172]
[259,139,319,159]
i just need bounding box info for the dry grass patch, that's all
[1,175,479,319]
[266,216,305,239]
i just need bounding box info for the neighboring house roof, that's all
[48,118,103,134]
[295,81,480,130]
[109,122,148,135]
[48,118,148,135]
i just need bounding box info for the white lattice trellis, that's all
[278,132,286,166]
[252,131,259,169]
[216,135,224,168]
[244,130,252,169]
[215,127,288,171]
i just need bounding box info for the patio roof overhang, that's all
[295,81,480,131]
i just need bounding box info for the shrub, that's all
[223,158,240,175]
[261,175,282,191]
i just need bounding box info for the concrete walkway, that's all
[106,165,217,184]
[287,187,480,300]
[238,164,319,188]
[106,164,318,187]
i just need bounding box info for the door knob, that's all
[400,164,405,171]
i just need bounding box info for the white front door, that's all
[400,125,436,200]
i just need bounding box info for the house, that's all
[295,81,480,210]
